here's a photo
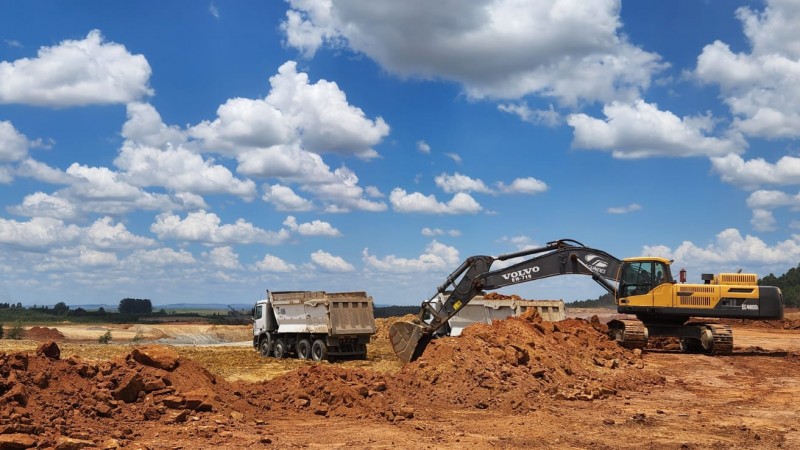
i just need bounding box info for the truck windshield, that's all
[254,304,263,320]
[622,261,654,296]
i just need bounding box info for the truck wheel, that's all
[274,339,288,359]
[296,339,312,360]
[259,337,272,357]
[311,339,328,362]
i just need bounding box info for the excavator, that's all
[389,239,784,363]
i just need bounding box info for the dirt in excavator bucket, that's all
[388,320,431,363]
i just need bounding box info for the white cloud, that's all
[390,188,482,215]
[363,240,460,273]
[122,103,186,148]
[496,177,548,195]
[282,0,665,105]
[746,190,800,210]
[262,184,314,211]
[126,248,196,267]
[9,192,78,220]
[0,121,29,162]
[607,203,642,214]
[711,153,800,188]
[209,3,220,19]
[694,1,800,139]
[16,158,72,184]
[498,102,560,127]
[151,210,290,245]
[751,209,777,232]
[283,215,341,236]
[365,186,383,198]
[435,173,492,194]
[78,248,118,267]
[0,30,152,106]
[444,153,462,164]
[0,166,12,184]
[309,250,354,272]
[642,229,800,268]
[205,246,241,269]
[421,227,461,237]
[115,142,256,199]
[417,140,431,154]
[0,217,81,249]
[254,254,297,272]
[84,216,155,249]
[303,166,387,213]
[567,100,744,159]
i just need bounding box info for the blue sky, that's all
[2,0,800,307]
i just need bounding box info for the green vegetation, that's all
[118,298,152,314]
[373,305,419,318]
[760,264,800,307]
[98,330,112,344]
[6,322,24,340]
[0,323,4,339]
[567,293,616,309]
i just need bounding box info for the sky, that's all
[2,0,800,307]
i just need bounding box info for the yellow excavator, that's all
[390,239,784,363]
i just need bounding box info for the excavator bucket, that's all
[389,321,432,364]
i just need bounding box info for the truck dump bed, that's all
[268,291,376,336]
[447,295,565,337]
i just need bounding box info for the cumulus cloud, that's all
[421,227,461,237]
[126,248,196,267]
[711,153,800,188]
[444,153,462,164]
[84,217,155,249]
[0,30,152,106]
[390,188,481,214]
[746,190,800,210]
[642,229,800,269]
[0,217,81,249]
[309,250,354,272]
[417,140,431,154]
[151,210,290,245]
[0,121,29,162]
[254,254,297,272]
[607,203,642,214]
[283,216,341,236]
[694,1,800,139]
[16,158,72,184]
[282,0,664,105]
[363,240,460,273]
[496,177,548,195]
[262,184,314,211]
[498,102,560,127]
[751,209,777,232]
[115,142,256,199]
[567,100,744,158]
[205,246,241,269]
[435,173,492,194]
[122,103,186,148]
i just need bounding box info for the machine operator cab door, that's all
[619,258,672,308]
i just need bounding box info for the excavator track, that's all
[705,324,733,355]
[607,319,648,350]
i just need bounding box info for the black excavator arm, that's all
[390,239,623,363]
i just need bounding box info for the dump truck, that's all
[253,290,376,361]
[391,238,784,363]
[424,292,565,337]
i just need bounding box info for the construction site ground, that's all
[0,309,798,449]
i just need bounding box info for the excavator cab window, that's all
[621,261,654,296]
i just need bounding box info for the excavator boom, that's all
[390,239,623,363]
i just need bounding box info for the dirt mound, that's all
[483,292,523,300]
[23,326,64,341]
[396,310,663,413]
[0,343,255,448]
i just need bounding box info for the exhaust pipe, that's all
[389,321,432,363]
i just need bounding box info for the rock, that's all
[9,354,28,371]
[144,378,167,392]
[169,410,190,423]
[113,373,145,403]
[130,347,179,371]
[0,433,37,449]
[32,372,49,389]
[3,384,28,406]
[313,405,329,416]
[230,411,244,422]
[142,406,162,421]
[183,389,214,412]
[160,395,185,409]
[101,439,121,449]
[398,406,415,419]
[35,341,61,360]
[603,418,615,425]
[55,437,95,450]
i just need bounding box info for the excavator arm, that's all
[390,239,623,363]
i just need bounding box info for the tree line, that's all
[760,264,800,308]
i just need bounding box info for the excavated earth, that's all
[0,309,798,449]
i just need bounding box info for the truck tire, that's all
[274,339,288,359]
[296,339,312,360]
[259,336,272,357]
[311,339,328,362]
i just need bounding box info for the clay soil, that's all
[0,310,798,449]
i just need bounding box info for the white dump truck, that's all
[424,292,565,337]
[252,290,376,361]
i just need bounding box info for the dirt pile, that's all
[397,310,663,413]
[0,343,255,448]
[23,326,64,341]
